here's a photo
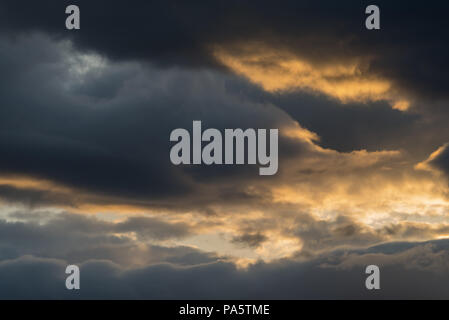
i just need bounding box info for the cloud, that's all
[214,43,409,110]
[1,2,449,299]
[0,211,204,267]
[231,233,268,248]
[3,239,449,299]
[1,0,448,105]
[416,144,449,178]
[114,216,192,241]
[0,33,418,214]
[0,34,447,268]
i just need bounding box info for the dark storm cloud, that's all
[1,0,447,101]
[228,81,439,156]
[0,34,311,208]
[2,239,449,299]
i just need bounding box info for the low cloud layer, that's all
[2,237,449,299]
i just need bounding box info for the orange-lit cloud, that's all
[415,143,449,174]
[213,43,411,110]
[1,126,448,263]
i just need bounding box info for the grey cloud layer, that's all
[2,239,449,299]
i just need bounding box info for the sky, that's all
[0,0,449,299]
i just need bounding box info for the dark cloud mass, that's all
[0,33,311,208]
[231,232,268,248]
[1,0,448,101]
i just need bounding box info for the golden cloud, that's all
[213,43,411,110]
[415,143,449,174]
